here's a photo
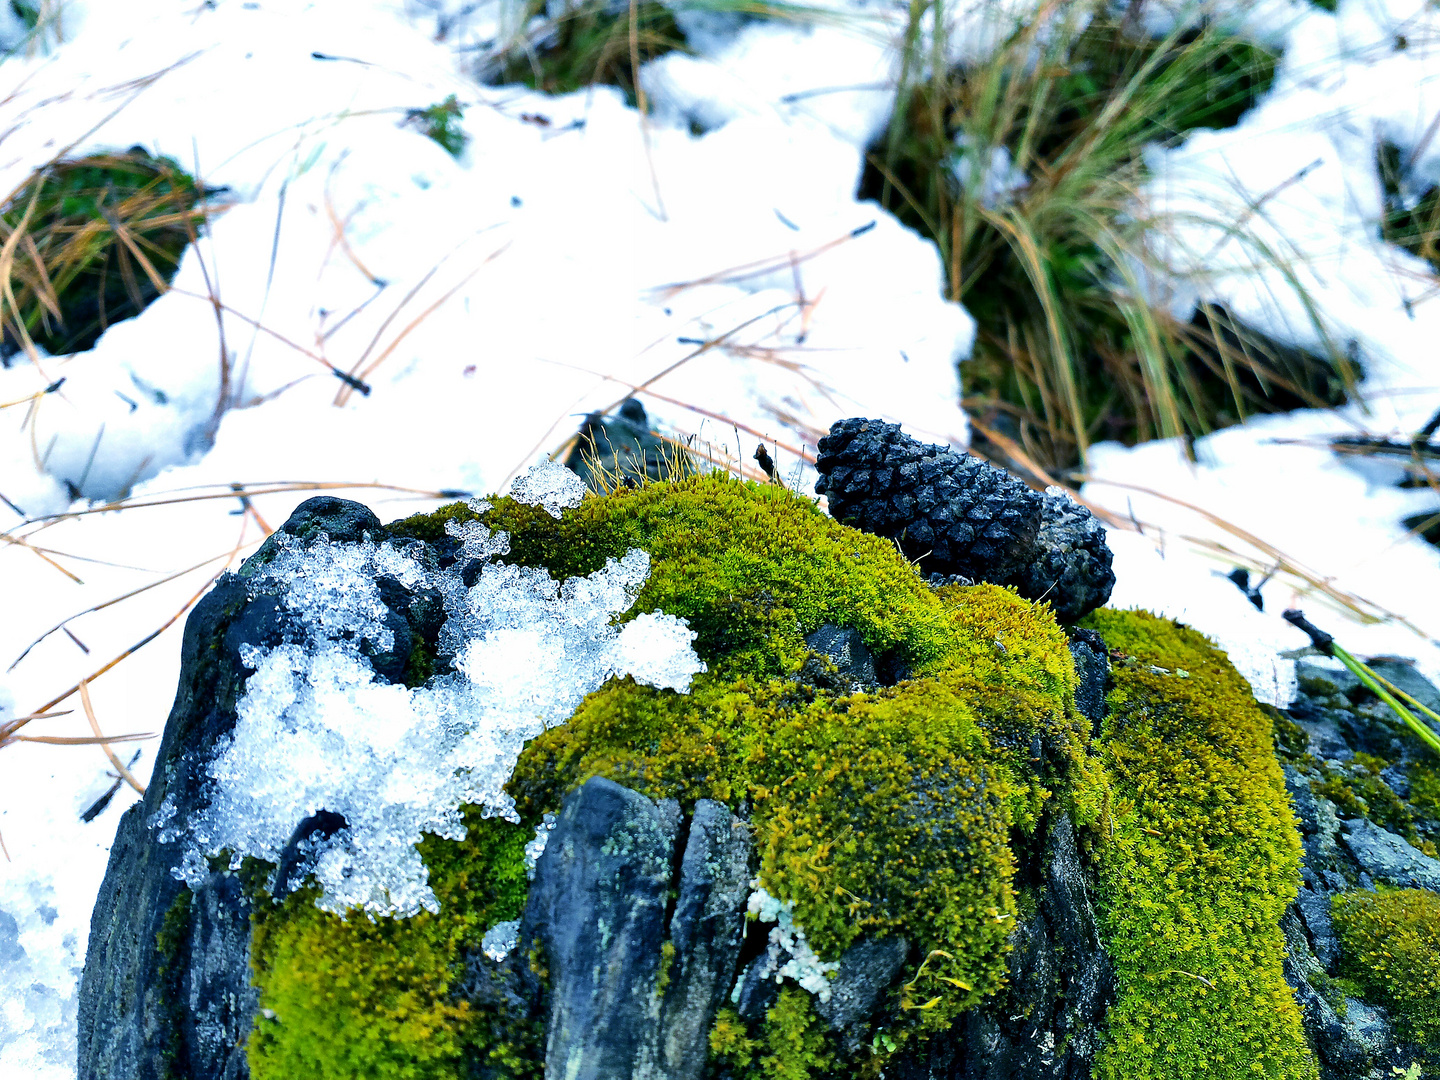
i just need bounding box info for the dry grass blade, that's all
[8,548,240,672]
[1082,475,1434,639]
[77,679,146,795]
[14,479,459,529]
[10,732,150,746]
[0,528,85,582]
[340,241,513,404]
[651,223,877,298]
[28,532,251,719]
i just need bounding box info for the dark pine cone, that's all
[814,418,1114,621]
[1014,488,1117,623]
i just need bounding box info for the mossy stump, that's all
[81,473,1326,1080]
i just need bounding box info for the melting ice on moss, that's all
[509,458,586,518]
[155,467,705,919]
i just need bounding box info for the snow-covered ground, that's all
[0,0,1437,1073]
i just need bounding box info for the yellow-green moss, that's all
[246,811,534,1079]
[711,1008,760,1065]
[489,474,1098,1041]
[154,888,193,1077]
[246,476,1323,1078]
[1332,888,1440,1061]
[1081,608,1315,1080]
[705,992,841,1080]
[1313,754,1422,848]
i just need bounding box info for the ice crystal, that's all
[525,813,556,880]
[481,919,520,963]
[509,460,586,518]
[740,883,840,1002]
[156,527,705,919]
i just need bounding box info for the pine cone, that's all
[815,418,1041,582]
[1013,489,1117,623]
[814,418,1114,621]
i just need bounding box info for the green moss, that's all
[1269,707,1309,761]
[657,939,676,997]
[246,811,535,1079]
[249,474,1310,1078]
[710,1007,761,1069]
[756,989,836,1080]
[1312,754,1420,847]
[403,635,435,688]
[155,888,193,1076]
[1080,608,1315,1080]
[1332,889,1440,1062]
[494,474,1097,1041]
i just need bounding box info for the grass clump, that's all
[1332,888,1440,1064]
[406,95,469,158]
[492,0,686,102]
[1379,141,1440,276]
[1080,608,1315,1080]
[0,148,214,361]
[860,1,1348,473]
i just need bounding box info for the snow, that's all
[158,472,704,919]
[0,0,1434,1072]
[742,884,841,1002]
[509,458,587,518]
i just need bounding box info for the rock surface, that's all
[76,499,397,1079]
[886,813,1114,1080]
[1340,818,1440,890]
[519,776,754,1080]
[83,486,1433,1080]
[1276,655,1440,1077]
[563,399,676,491]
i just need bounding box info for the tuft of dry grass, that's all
[860,0,1353,475]
[0,149,223,361]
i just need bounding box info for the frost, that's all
[248,532,430,652]
[155,529,706,919]
[481,919,520,963]
[445,501,511,561]
[738,883,840,1002]
[509,460,586,518]
[525,813,556,880]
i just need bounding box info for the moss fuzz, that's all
[243,478,1317,1078]
[1332,888,1440,1063]
[246,812,533,1078]
[1081,608,1315,1080]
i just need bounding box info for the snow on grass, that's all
[0,0,1436,1073]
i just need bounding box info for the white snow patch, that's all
[509,461,587,519]
[742,884,840,1002]
[156,533,704,919]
